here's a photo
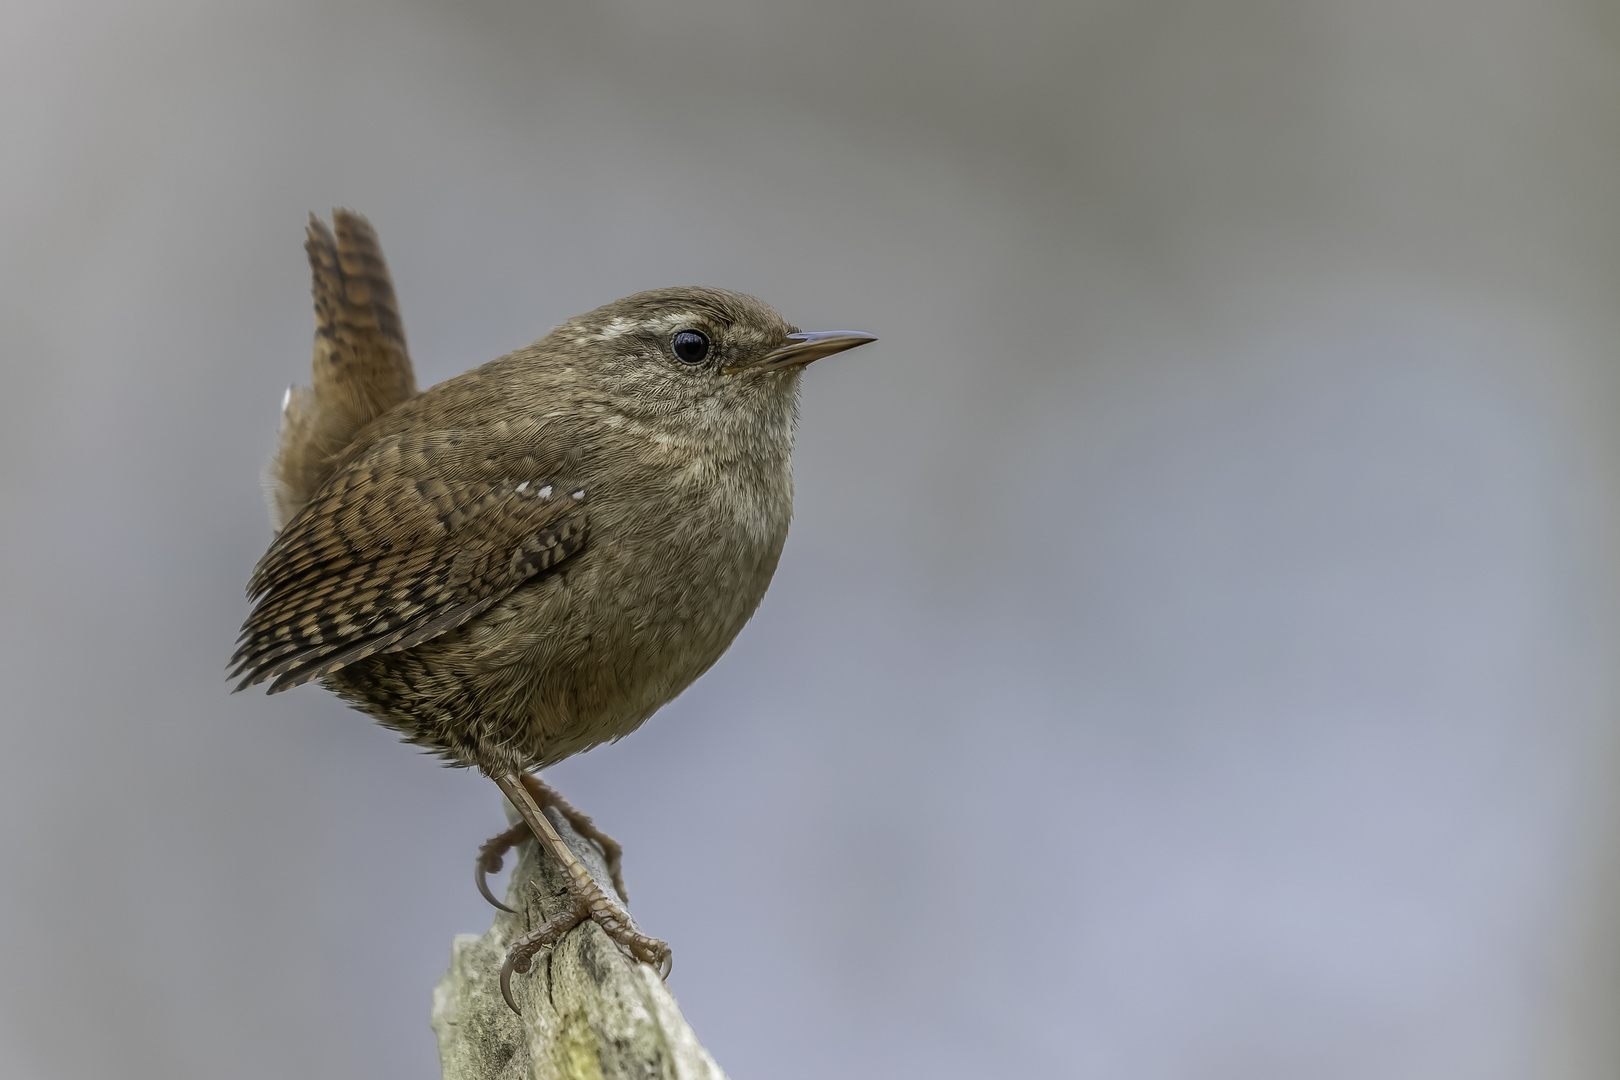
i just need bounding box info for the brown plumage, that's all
[266,211,416,531]
[232,210,875,1006]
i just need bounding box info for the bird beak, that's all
[728,330,878,374]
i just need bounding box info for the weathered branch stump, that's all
[432,803,727,1080]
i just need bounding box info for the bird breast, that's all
[471,437,794,767]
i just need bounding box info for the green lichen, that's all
[558,1013,606,1080]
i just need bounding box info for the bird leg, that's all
[492,772,671,1015]
[475,773,628,912]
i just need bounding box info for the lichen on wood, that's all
[432,803,728,1080]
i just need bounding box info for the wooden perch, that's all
[432,802,728,1080]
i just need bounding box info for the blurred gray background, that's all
[5,0,1620,1077]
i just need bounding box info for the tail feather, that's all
[264,209,417,531]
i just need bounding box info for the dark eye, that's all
[671,329,710,365]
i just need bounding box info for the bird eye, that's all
[671,329,710,365]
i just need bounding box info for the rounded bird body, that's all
[321,288,801,774]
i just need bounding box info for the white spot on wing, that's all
[538,485,552,498]
[516,481,528,493]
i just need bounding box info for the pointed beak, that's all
[728,330,878,374]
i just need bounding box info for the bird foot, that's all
[476,771,628,913]
[499,878,671,1014]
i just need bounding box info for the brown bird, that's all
[231,209,875,1012]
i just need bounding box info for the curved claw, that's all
[500,954,521,1015]
[476,821,530,913]
[477,862,518,914]
[658,950,673,981]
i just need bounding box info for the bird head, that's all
[547,286,875,452]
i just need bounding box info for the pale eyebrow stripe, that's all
[594,312,703,341]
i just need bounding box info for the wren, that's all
[231,210,875,1011]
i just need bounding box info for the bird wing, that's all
[268,210,418,531]
[233,431,588,694]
